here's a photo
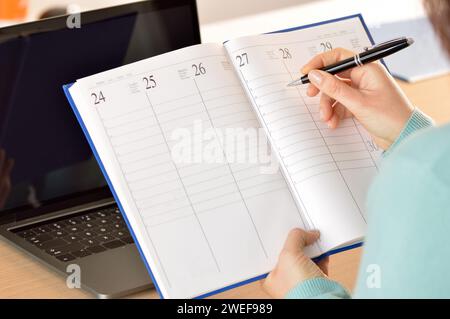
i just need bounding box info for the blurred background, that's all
[0,0,446,81]
[0,0,425,42]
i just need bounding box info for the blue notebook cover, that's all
[63,13,372,299]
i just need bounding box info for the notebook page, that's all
[225,16,382,252]
[69,44,314,298]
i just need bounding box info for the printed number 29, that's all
[320,42,333,52]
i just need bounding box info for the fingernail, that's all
[308,70,323,85]
[311,230,321,237]
[319,109,324,121]
[327,120,333,128]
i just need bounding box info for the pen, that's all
[287,37,414,86]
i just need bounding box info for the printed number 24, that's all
[91,91,106,105]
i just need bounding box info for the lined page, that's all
[69,44,313,298]
[225,16,382,252]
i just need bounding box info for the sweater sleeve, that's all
[384,108,434,156]
[285,277,351,299]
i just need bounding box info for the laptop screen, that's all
[0,0,200,221]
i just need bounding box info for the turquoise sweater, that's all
[286,108,450,299]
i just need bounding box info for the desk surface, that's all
[1,75,449,299]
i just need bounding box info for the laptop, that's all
[0,0,200,298]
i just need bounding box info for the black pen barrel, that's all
[298,38,412,85]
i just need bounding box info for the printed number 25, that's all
[143,75,157,89]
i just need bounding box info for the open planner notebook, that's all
[64,14,382,298]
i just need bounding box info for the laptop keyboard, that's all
[11,206,134,262]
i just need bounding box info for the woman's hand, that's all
[263,228,329,298]
[302,48,414,150]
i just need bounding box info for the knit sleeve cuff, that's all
[384,108,434,156]
[285,277,351,299]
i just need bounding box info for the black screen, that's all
[0,1,200,221]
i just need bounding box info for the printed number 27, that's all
[236,53,249,67]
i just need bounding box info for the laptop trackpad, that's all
[76,244,153,298]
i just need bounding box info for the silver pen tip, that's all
[407,37,415,46]
[287,80,300,87]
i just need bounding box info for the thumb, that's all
[308,70,364,113]
[283,228,320,253]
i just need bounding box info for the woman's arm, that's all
[263,48,435,299]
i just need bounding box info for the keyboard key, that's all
[46,248,64,256]
[78,230,97,238]
[111,223,124,230]
[87,245,107,254]
[96,211,108,218]
[103,240,125,249]
[111,230,128,239]
[72,249,92,258]
[37,238,68,250]
[58,242,85,254]
[35,226,52,234]
[53,230,68,237]
[56,254,76,262]
[79,238,100,247]
[61,235,80,243]
[80,215,95,222]
[26,233,53,245]
[16,230,36,238]
[84,222,95,229]
[95,235,113,243]
[66,219,79,226]
[94,226,110,234]
[66,226,80,233]
[49,222,65,230]
[98,219,109,225]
